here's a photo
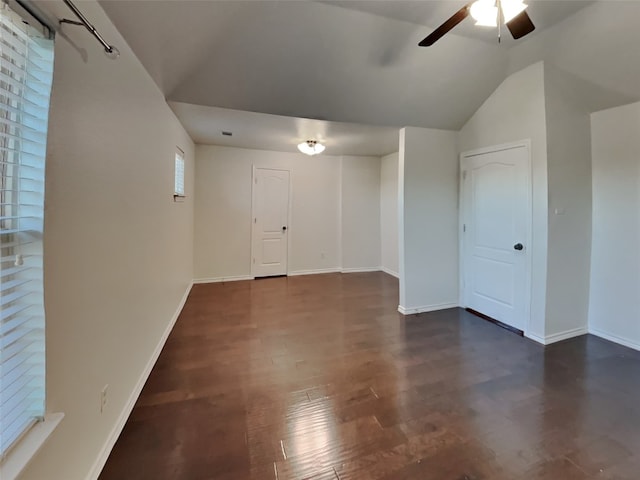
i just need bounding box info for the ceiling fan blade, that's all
[506,10,535,40]
[419,3,471,47]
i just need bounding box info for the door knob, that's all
[282,226,287,231]
[513,243,524,251]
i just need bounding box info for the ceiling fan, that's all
[419,0,535,47]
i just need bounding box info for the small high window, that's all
[174,148,185,199]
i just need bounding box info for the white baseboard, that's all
[544,327,589,345]
[589,327,640,352]
[340,267,381,274]
[193,275,253,284]
[288,268,340,276]
[398,302,458,315]
[195,269,389,281]
[525,332,546,345]
[525,327,588,346]
[380,267,399,278]
[86,282,193,480]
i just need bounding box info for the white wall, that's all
[544,65,592,339]
[398,127,458,314]
[380,152,399,277]
[459,61,549,340]
[341,156,381,271]
[589,101,640,350]
[507,1,640,114]
[194,145,341,278]
[21,1,195,479]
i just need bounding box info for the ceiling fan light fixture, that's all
[470,0,498,27]
[501,0,527,23]
[297,140,325,156]
[418,0,535,47]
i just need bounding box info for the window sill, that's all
[0,413,64,480]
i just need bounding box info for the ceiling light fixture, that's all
[470,0,498,27]
[470,0,528,27]
[297,140,325,156]
[501,0,527,22]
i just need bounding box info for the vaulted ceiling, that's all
[100,0,640,133]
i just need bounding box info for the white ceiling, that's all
[169,102,399,156]
[99,0,514,130]
[99,0,640,154]
[321,1,592,44]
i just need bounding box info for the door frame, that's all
[459,139,533,336]
[250,165,293,278]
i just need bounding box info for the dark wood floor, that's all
[100,272,640,480]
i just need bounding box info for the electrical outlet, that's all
[100,385,109,413]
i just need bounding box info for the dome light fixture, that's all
[297,140,326,156]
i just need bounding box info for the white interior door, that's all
[461,144,531,331]
[252,168,290,277]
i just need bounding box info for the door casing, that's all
[251,166,293,277]
[459,140,533,336]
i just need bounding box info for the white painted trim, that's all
[544,327,589,345]
[338,156,343,271]
[86,282,193,480]
[288,268,340,277]
[589,328,640,352]
[525,332,546,345]
[458,159,466,308]
[193,275,254,284]
[459,139,533,337]
[287,168,294,276]
[461,140,532,158]
[1,413,64,480]
[525,327,588,346]
[380,267,399,278]
[251,164,257,277]
[397,129,407,309]
[195,270,389,282]
[250,166,292,278]
[398,302,458,315]
[340,267,381,274]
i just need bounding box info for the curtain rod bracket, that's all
[59,18,83,26]
[59,0,119,59]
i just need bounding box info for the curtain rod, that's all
[60,0,119,59]
[13,0,57,37]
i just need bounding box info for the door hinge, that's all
[462,170,467,180]
[254,218,257,224]
[253,258,255,264]
[463,224,466,232]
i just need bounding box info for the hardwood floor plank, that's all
[99,272,640,479]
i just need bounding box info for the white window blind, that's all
[174,148,185,197]
[0,4,54,458]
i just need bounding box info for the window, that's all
[174,148,185,199]
[0,4,54,458]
